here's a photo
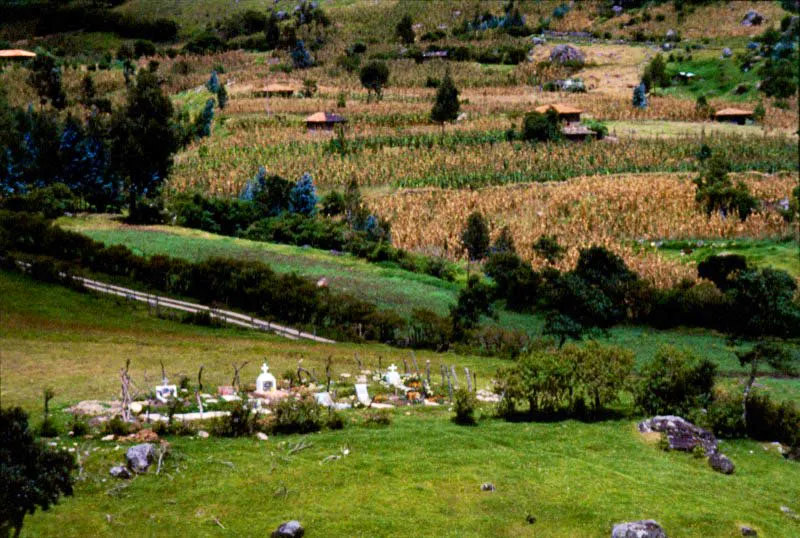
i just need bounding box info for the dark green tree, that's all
[28,54,66,110]
[461,211,490,262]
[737,343,798,428]
[265,11,281,50]
[430,70,460,131]
[642,53,670,90]
[110,69,178,221]
[450,274,495,339]
[693,151,758,221]
[396,14,415,44]
[521,109,561,142]
[532,234,565,264]
[217,84,228,110]
[359,61,390,102]
[1,407,76,538]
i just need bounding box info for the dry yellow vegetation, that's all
[371,172,797,287]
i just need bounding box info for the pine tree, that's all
[206,70,220,93]
[217,84,228,110]
[291,40,315,69]
[431,70,460,131]
[396,14,415,44]
[81,74,96,106]
[265,11,281,50]
[194,99,215,139]
[289,172,318,215]
[632,83,648,108]
[28,54,66,110]
[461,211,490,262]
[110,69,177,220]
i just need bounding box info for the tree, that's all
[635,345,717,415]
[693,151,757,221]
[344,177,368,228]
[110,69,177,221]
[642,53,669,90]
[532,234,565,264]
[632,83,647,108]
[461,211,490,262]
[217,84,228,110]
[490,226,516,255]
[28,54,66,110]
[430,70,460,131]
[206,70,220,93]
[291,40,315,69]
[193,99,215,139]
[288,172,318,215]
[1,406,76,538]
[396,14,415,44]
[265,11,281,50]
[697,254,748,291]
[736,342,798,428]
[80,74,96,106]
[450,275,495,340]
[567,342,635,414]
[359,61,390,102]
[759,58,799,99]
[521,109,561,142]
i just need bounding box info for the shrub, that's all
[697,254,748,291]
[693,152,758,221]
[582,120,608,140]
[635,345,717,416]
[364,410,391,426]
[102,415,131,436]
[567,341,635,414]
[68,416,90,436]
[271,396,323,434]
[521,110,561,142]
[211,400,256,437]
[453,388,478,425]
[326,410,345,430]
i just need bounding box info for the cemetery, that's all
[1,0,799,536]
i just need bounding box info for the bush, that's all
[211,400,256,437]
[326,410,345,430]
[635,345,717,416]
[68,416,90,436]
[453,388,478,425]
[704,389,799,448]
[521,110,561,142]
[697,254,748,291]
[364,410,391,426]
[102,415,131,436]
[270,396,323,434]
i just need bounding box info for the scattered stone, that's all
[708,453,735,474]
[740,526,757,537]
[109,466,131,479]
[476,390,501,403]
[612,5,623,16]
[722,47,732,58]
[480,483,496,492]
[220,394,241,402]
[68,400,119,417]
[638,416,717,454]
[525,514,537,524]
[197,430,210,439]
[101,434,115,441]
[129,402,144,414]
[125,429,159,443]
[272,520,304,538]
[126,443,155,473]
[611,520,667,538]
[741,10,763,27]
[666,29,677,40]
[532,36,546,46]
[204,398,219,404]
[549,44,585,66]
[781,506,800,520]
[256,432,269,441]
[785,444,800,461]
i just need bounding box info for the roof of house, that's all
[305,112,347,123]
[714,107,753,117]
[0,49,36,58]
[262,83,301,93]
[534,103,583,115]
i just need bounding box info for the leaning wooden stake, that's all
[425,360,431,386]
[450,365,459,389]
[231,361,249,392]
[195,365,205,418]
[411,351,420,375]
[465,367,472,392]
[120,359,132,422]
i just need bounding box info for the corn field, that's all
[370,172,798,288]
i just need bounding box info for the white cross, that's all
[261,363,269,375]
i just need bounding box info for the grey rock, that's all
[741,10,763,27]
[638,416,718,454]
[722,48,732,58]
[480,482,496,491]
[272,520,304,537]
[708,453,735,474]
[612,520,667,538]
[740,526,757,536]
[612,5,623,16]
[126,443,155,473]
[550,44,585,65]
[109,465,131,479]
[781,506,800,520]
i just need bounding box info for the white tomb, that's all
[256,363,277,393]
[383,364,402,387]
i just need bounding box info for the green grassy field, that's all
[4,271,800,537]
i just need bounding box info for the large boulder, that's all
[612,520,667,538]
[272,520,304,537]
[741,10,763,27]
[708,453,735,474]
[126,443,155,473]
[550,44,585,66]
[638,416,718,454]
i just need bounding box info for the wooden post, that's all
[450,365,459,389]
[325,356,332,392]
[355,353,362,371]
[425,360,431,386]
[465,367,472,392]
[440,365,446,387]
[120,359,132,422]
[403,359,409,375]
[411,351,420,375]
[473,371,477,393]
[231,361,249,392]
[378,356,383,375]
[446,370,454,401]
